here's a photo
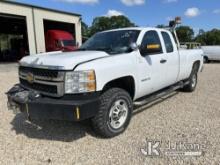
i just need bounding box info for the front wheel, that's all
[92,88,133,138]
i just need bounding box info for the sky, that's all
[15,0,220,32]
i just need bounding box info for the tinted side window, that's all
[162,32,174,53]
[140,31,163,55]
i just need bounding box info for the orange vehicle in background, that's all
[45,30,77,52]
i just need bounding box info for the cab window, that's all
[140,30,163,56]
[161,32,174,53]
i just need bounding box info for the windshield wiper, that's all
[77,47,109,51]
[77,47,117,54]
[91,47,113,53]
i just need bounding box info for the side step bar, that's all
[134,81,189,106]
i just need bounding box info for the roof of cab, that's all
[101,27,170,33]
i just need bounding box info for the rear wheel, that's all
[92,88,133,138]
[182,65,198,92]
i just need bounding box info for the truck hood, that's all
[20,51,109,70]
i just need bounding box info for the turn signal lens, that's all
[87,70,96,81]
[87,81,96,92]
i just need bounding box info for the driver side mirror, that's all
[140,44,162,56]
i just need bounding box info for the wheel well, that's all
[203,56,209,63]
[102,76,135,99]
[204,56,208,59]
[193,61,201,73]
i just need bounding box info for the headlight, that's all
[65,70,96,94]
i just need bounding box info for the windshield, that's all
[61,40,76,47]
[79,30,140,54]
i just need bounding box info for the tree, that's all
[198,29,205,36]
[81,21,90,43]
[89,15,135,37]
[176,26,194,42]
[81,21,89,38]
[89,17,111,36]
[109,16,135,29]
[206,29,220,45]
[156,24,166,28]
[195,29,220,45]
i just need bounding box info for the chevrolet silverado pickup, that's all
[7,27,203,138]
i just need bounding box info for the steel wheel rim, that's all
[109,99,128,129]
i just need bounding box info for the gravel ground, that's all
[0,63,220,165]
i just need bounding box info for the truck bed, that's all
[178,49,203,81]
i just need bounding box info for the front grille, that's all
[20,79,58,94]
[19,66,64,97]
[19,66,59,78]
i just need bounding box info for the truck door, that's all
[137,30,168,98]
[161,31,179,86]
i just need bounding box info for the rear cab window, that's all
[161,31,174,53]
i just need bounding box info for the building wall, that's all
[0,2,37,55]
[0,1,81,55]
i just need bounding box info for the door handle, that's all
[160,59,167,64]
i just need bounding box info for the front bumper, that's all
[6,85,100,121]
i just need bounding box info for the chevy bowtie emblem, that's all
[26,72,34,84]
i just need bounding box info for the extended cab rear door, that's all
[160,31,179,86]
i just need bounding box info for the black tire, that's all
[203,56,209,63]
[182,65,198,92]
[92,88,133,138]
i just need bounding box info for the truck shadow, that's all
[206,61,220,64]
[10,114,97,142]
[10,91,179,142]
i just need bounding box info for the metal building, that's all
[0,1,81,62]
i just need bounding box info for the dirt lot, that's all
[0,63,220,165]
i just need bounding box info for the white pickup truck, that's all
[7,27,203,138]
[202,46,220,62]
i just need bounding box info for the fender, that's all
[74,52,140,99]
